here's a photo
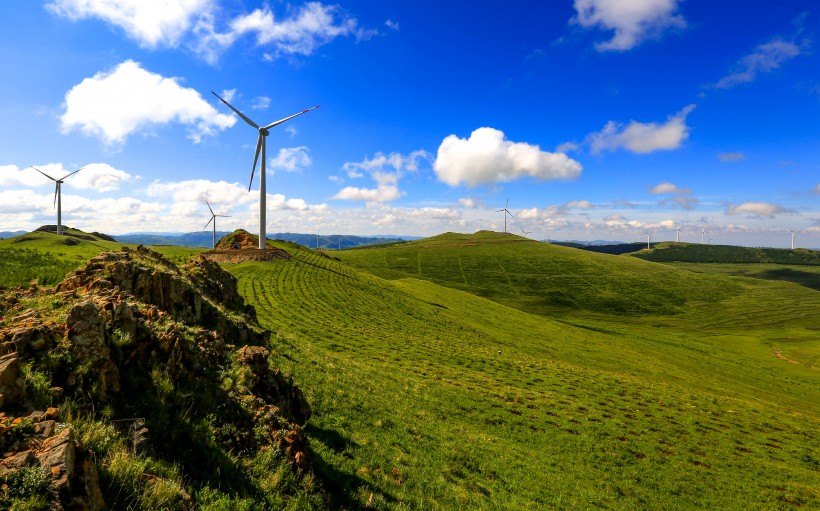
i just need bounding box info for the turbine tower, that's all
[644,231,652,249]
[30,166,83,235]
[496,199,515,233]
[212,91,319,249]
[675,222,682,243]
[787,228,803,250]
[204,200,230,249]
[701,228,706,244]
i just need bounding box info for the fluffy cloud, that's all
[650,182,692,194]
[434,127,582,186]
[714,38,806,89]
[0,163,132,192]
[252,96,271,110]
[718,152,745,162]
[195,2,374,63]
[61,60,235,145]
[587,105,695,154]
[332,170,403,203]
[46,0,214,48]
[725,202,789,218]
[269,147,312,173]
[572,0,685,51]
[566,200,593,209]
[458,198,478,209]
[147,178,256,205]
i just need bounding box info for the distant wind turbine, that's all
[701,227,706,244]
[675,222,682,243]
[496,199,516,233]
[521,227,532,235]
[787,228,803,250]
[30,166,83,235]
[204,200,230,249]
[212,91,319,250]
[644,231,652,249]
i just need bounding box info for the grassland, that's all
[0,229,206,287]
[631,242,820,265]
[230,238,820,510]
[665,262,820,291]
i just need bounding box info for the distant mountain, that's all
[111,231,410,249]
[269,232,408,249]
[113,232,230,248]
[0,230,26,239]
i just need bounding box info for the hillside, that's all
[112,230,408,250]
[228,239,819,509]
[631,242,820,265]
[334,231,742,316]
[0,228,206,288]
[0,246,321,509]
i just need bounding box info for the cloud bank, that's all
[434,127,582,187]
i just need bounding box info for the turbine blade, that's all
[204,216,214,230]
[62,167,83,180]
[206,200,215,215]
[263,105,320,130]
[505,198,509,209]
[211,91,260,129]
[31,166,57,182]
[53,183,58,208]
[249,133,263,191]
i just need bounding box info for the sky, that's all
[1,0,818,248]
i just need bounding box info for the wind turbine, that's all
[675,222,682,243]
[204,200,230,249]
[30,166,83,235]
[701,227,706,244]
[521,227,532,236]
[496,199,515,233]
[644,231,652,249]
[787,228,803,250]
[212,91,319,250]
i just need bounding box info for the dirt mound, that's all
[216,229,260,250]
[202,248,292,264]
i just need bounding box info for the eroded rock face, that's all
[0,353,25,410]
[65,301,120,398]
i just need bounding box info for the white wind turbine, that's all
[496,199,516,233]
[674,222,682,243]
[787,228,803,250]
[204,200,231,250]
[644,231,652,249]
[30,166,83,235]
[701,227,706,244]
[212,91,319,250]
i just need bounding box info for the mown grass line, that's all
[230,244,819,510]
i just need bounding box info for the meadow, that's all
[231,237,820,510]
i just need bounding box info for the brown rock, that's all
[65,302,120,397]
[0,352,26,410]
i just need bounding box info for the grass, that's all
[664,261,820,291]
[0,229,206,288]
[631,242,820,265]
[229,237,820,510]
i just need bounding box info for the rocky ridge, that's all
[0,246,313,509]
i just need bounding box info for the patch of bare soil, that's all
[201,247,292,263]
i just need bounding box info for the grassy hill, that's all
[631,242,820,265]
[0,228,206,287]
[333,231,743,316]
[228,238,819,509]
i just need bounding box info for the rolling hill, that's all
[228,235,819,509]
[631,242,820,265]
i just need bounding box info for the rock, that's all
[0,353,25,410]
[65,302,120,397]
[36,427,75,492]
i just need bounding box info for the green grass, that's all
[664,262,820,291]
[333,231,742,316]
[0,229,206,288]
[631,242,819,265]
[229,238,820,510]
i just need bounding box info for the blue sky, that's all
[1,0,818,248]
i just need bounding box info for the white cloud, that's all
[650,182,692,194]
[146,178,255,205]
[385,19,399,31]
[68,163,132,192]
[566,200,593,209]
[342,150,431,174]
[285,125,298,138]
[1,163,131,192]
[714,38,805,89]
[328,175,344,184]
[587,105,695,154]
[332,185,402,203]
[725,202,789,218]
[572,0,685,51]
[61,60,235,145]
[46,0,214,49]
[0,165,52,187]
[718,152,745,162]
[662,196,699,210]
[556,141,580,153]
[269,147,312,173]
[434,127,582,186]
[458,198,477,209]
[252,96,271,110]
[227,3,373,58]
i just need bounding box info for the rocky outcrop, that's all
[0,245,314,507]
